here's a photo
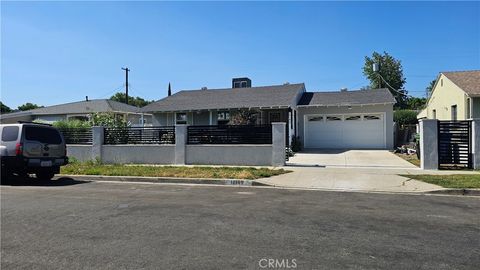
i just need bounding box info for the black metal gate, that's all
[438,121,472,169]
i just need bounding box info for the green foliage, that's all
[363,51,407,108]
[17,102,43,111]
[394,110,418,126]
[90,112,127,127]
[0,102,12,113]
[291,136,302,152]
[53,119,91,129]
[110,92,153,108]
[406,97,427,110]
[229,110,258,125]
[426,79,436,95]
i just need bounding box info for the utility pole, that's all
[121,67,130,105]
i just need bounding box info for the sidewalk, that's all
[256,166,479,193]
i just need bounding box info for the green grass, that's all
[400,174,480,188]
[61,161,291,180]
[395,153,420,167]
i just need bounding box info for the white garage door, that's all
[304,114,385,149]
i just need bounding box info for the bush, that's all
[53,119,91,129]
[291,136,302,152]
[394,110,418,127]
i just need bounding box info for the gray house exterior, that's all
[141,79,396,149]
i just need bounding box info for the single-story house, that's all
[0,99,152,126]
[141,78,395,149]
[418,70,480,120]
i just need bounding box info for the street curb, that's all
[56,174,270,187]
[426,189,480,196]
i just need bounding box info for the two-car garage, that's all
[303,113,386,149]
[296,89,396,150]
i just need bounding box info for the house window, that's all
[451,105,457,121]
[217,111,230,125]
[441,79,443,87]
[326,116,342,121]
[364,114,381,120]
[466,98,471,119]
[176,113,187,124]
[432,109,436,119]
[269,112,281,123]
[308,116,323,122]
[345,115,361,121]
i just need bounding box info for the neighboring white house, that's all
[141,78,396,149]
[0,99,152,127]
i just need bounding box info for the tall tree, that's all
[168,83,172,96]
[425,79,436,96]
[110,92,153,108]
[17,102,43,111]
[362,51,407,108]
[406,97,427,110]
[1,102,12,113]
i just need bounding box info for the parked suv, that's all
[0,122,68,180]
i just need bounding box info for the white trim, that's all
[297,102,394,108]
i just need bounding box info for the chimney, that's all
[86,96,89,101]
[232,77,252,88]
[340,88,348,92]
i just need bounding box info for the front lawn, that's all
[395,153,420,167]
[61,162,290,180]
[400,174,480,188]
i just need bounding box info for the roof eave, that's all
[297,102,395,107]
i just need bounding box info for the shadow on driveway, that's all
[1,175,89,187]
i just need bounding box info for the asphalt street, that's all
[1,177,479,270]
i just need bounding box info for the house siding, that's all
[419,74,471,120]
[297,104,394,149]
[34,114,67,123]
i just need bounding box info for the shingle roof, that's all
[141,83,305,112]
[0,99,141,120]
[442,70,480,97]
[297,88,396,106]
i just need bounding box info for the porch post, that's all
[472,119,480,169]
[272,122,286,166]
[175,125,187,165]
[91,126,104,162]
[419,119,438,170]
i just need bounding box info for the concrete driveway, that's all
[287,149,417,169]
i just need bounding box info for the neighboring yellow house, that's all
[418,70,480,120]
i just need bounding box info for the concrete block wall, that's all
[66,123,286,166]
[473,120,480,169]
[419,119,438,170]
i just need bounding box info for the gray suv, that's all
[0,122,68,180]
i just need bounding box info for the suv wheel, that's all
[36,171,55,180]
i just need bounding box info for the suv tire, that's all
[36,171,55,180]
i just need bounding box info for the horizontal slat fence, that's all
[58,128,93,144]
[104,126,175,145]
[188,125,272,144]
[438,121,472,169]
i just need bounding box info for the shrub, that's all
[53,119,91,129]
[229,110,258,125]
[291,136,302,152]
[394,110,418,127]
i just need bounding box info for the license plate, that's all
[40,161,52,167]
